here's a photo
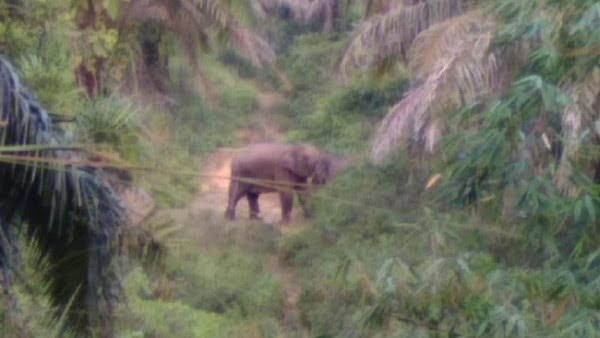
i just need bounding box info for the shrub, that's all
[76,95,145,162]
[119,268,231,338]
[219,49,258,79]
[164,247,285,319]
[220,85,259,116]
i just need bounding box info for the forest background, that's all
[2,0,600,337]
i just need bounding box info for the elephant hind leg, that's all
[279,192,294,224]
[225,181,244,220]
[247,192,262,220]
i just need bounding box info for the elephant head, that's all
[282,144,322,180]
[283,144,348,185]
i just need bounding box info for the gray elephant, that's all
[225,142,347,224]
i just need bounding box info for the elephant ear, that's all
[283,145,314,178]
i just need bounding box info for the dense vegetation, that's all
[2,0,600,337]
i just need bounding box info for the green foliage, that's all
[293,74,409,153]
[219,48,282,88]
[171,94,238,155]
[77,96,144,162]
[119,267,231,338]
[284,33,345,96]
[9,0,600,337]
[220,49,258,79]
[167,247,285,318]
[117,219,287,337]
[278,229,323,266]
[0,0,74,58]
[220,85,259,116]
[293,199,600,337]
[261,15,314,54]
[197,54,259,118]
[312,156,428,236]
[440,0,600,259]
[0,55,125,334]
[18,51,81,117]
[282,31,409,153]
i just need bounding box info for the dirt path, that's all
[165,89,308,333]
[186,91,296,225]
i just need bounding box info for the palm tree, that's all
[369,9,503,161]
[73,0,276,97]
[0,56,125,336]
[346,0,600,207]
[254,0,346,32]
[339,0,476,84]
[338,0,492,162]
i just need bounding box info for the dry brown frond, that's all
[126,0,276,68]
[555,69,600,195]
[365,0,403,18]
[371,11,502,163]
[127,0,170,23]
[408,9,487,77]
[306,0,333,28]
[339,0,475,83]
[230,25,277,67]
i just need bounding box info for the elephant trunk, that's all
[312,155,352,186]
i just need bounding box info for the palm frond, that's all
[0,56,125,334]
[126,0,276,67]
[305,0,344,31]
[555,69,600,195]
[339,0,476,82]
[364,0,403,18]
[371,11,502,162]
[185,0,276,67]
[229,24,277,67]
[408,9,486,77]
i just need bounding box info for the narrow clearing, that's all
[176,90,303,226]
[164,90,308,332]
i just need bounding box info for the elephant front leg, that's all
[279,191,294,224]
[297,191,314,218]
[247,192,262,220]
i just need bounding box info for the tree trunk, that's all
[138,21,169,93]
[75,1,104,98]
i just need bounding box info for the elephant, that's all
[224,142,347,224]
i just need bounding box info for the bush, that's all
[219,49,258,79]
[119,268,231,338]
[19,53,81,117]
[277,229,323,266]
[76,95,145,162]
[220,85,259,116]
[163,247,285,319]
[170,94,239,155]
[311,156,428,238]
[283,34,346,96]
[283,36,409,153]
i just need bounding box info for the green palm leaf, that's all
[0,56,125,335]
